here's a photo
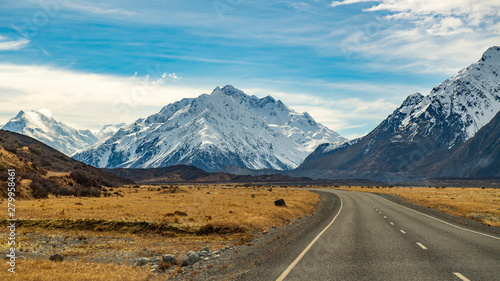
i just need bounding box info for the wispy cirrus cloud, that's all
[62,2,137,16]
[0,36,30,51]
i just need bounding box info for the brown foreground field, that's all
[0,185,318,280]
[337,186,500,227]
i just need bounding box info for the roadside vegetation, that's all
[337,186,500,227]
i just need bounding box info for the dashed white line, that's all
[400,230,406,234]
[379,212,382,214]
[453,272,471,281]
[276,194,344,281]
[377,195,500,240]
[416,242,427,250]
[390,222,394,225]
[383,216,387,219]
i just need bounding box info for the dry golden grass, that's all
[337,186,500,226]
[0,259,161,281]
[4,185,318,232]
[0,185,319,280]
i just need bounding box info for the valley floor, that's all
[1,185,498,280]
[0,185,318,280]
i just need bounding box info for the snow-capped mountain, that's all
[73,85,345,171]
[94,123,127,141]
[384,46,500,149]
[298,46,500,180]
[2,110,97,155]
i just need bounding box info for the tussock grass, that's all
[338,186,500,227]
[0,259,161,281]
[0,185,318,277]
[4,185,318,232]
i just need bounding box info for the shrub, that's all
[70,170,101,188]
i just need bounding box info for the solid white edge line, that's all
[416,242,428,250]
[377,195,500,240]
[453,272,471,281]
[276,194,343,281]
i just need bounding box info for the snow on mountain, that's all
[2,110,97,155]
[387,46,500,148]
[94,123,127,141]
[297,46,500,180]
[320,138,361,154]
[73,85,345,171]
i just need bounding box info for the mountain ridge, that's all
[73,85,345,172]
[2,110,98,155]
[296,46,500,181]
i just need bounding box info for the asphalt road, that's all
[239,189,500,281]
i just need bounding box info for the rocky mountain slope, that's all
[420,111,500,178]
[0,130,132,198]
[73,85,345,172]
[297,46,500,181]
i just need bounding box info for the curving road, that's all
[240,189,500,281]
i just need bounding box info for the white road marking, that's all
[400,230,406,234]
[416,242,427,250]
[276,194,344,281]
[379,212,382,214]
[384,216,387,219]
[453,272,471,281]
[390,222,394,225]
[377,195,500,240]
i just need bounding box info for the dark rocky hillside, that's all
[0,130,133,198]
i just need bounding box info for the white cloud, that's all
[38,108,52,118]
[331,0,375,8]
[62,3,136,16]
[245,87,399,136]
[330,0,500,75]
[0,37,30,51]
[0,64,206,130]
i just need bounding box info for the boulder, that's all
[135,257,149,266]
[49,253,64,262]
[274,199,286,207]
[162,254,177,265]
[201,246,209,253]
[182,251,200,266]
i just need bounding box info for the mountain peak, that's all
[2,110,97,155]
[14,110,25,119]
[74,86,345,171]
[480,46,500,64]
[212,85,245,97]
[401,92,424,107]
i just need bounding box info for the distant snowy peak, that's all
[386,46,500,147]
[95,123,127,141]
[73,85,344,171]
[2,110,97,155]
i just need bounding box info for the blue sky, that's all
[0,0,499,139]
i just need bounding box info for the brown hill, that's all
[0,130,133,199]
[106,165,318,184]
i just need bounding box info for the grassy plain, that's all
[0,185,319,280]
[337,186,500,227]
[5,185,318,231]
